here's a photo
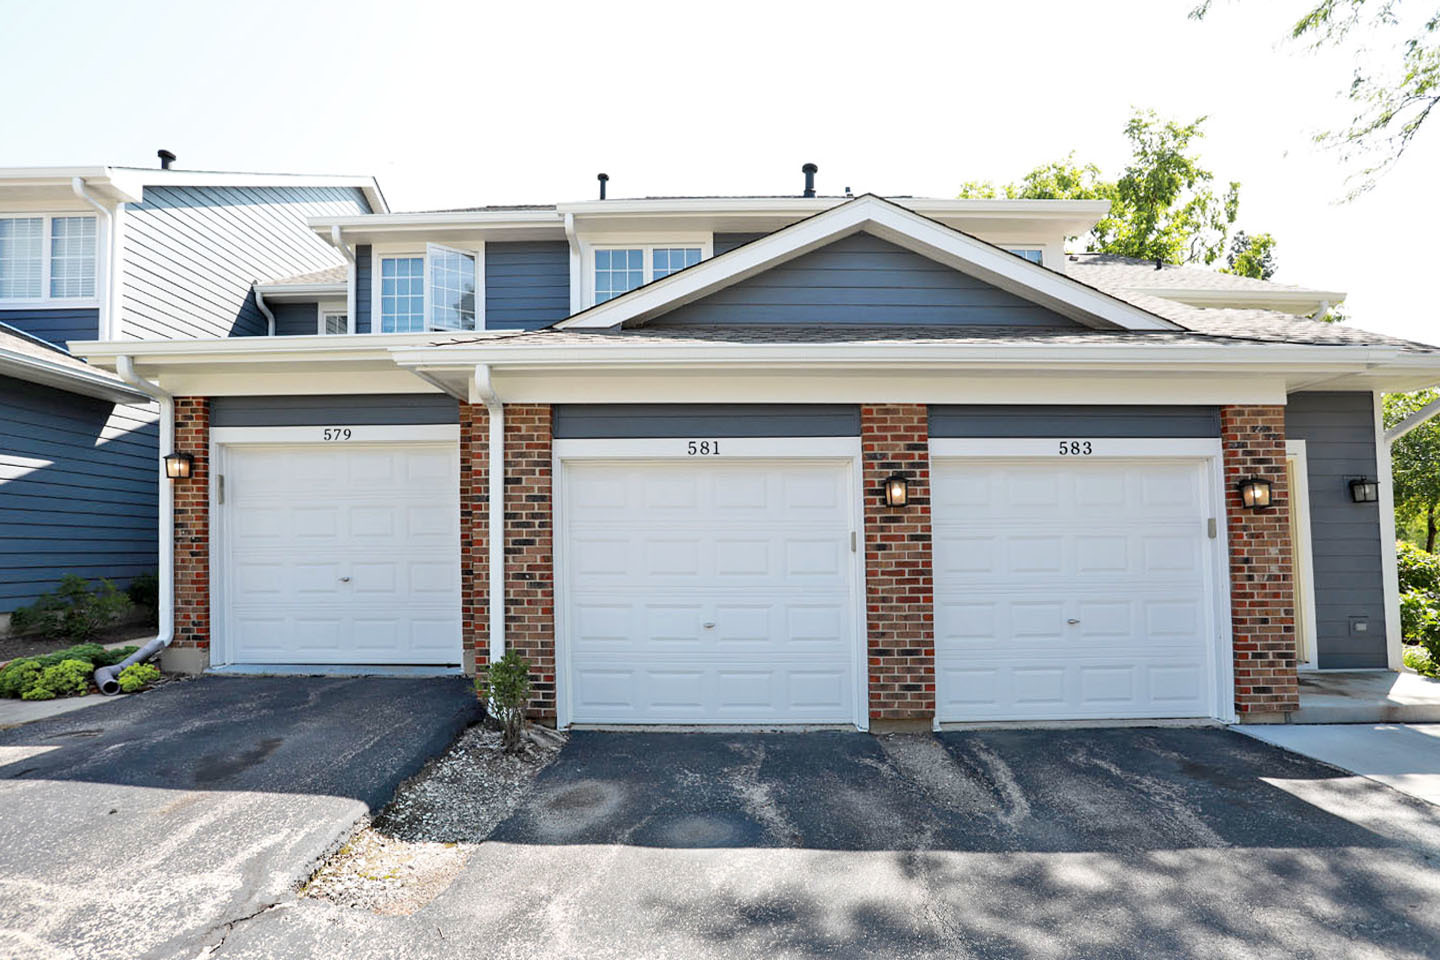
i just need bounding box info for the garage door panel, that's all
[570,660,852,722]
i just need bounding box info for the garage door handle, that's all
[339,576,351,583]
[1066,618,1080,625]
[702,622,716,629]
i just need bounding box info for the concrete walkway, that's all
[1238,722,1440,806]
[0,691,124,729]
[1293,670,1440,723]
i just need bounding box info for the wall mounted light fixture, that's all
[1348,477,1380,503]
[1237,476,1272,511]
[884,473,909,508]
[164,452,194,480]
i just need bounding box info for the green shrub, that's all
[1405,645,1440,678]
[29,659,94,699]
[1399,542,1440,596]
[117,663,161,694]
[126,573,159,613]
[0,644,138,699]
[9,575,131,643]
[0,660,43,699]
[476,649,533,754]
[93,646,139,668]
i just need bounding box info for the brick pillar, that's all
[861,404,935,728]
[1221,405,1299,718]
[459,402,489,676]
[169,397,210,671]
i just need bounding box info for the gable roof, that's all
[0,322,149,403]
[556,195,1182,333]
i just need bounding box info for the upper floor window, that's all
[0,214,97,302]
[593,244,704,303]
[1007,248,1044,265]
[377,243,477,332]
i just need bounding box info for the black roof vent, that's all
[597,172,609,200]
[802,163,818,198]
[157,149,176,170]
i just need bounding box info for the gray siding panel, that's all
[929,405,1221,438]
[1286,391,1388,669]
[553,404,860,438]
[271,301,319,336]
[0,309,100,348]
[211,394,458,427]
[653,233,1079,328]
[0,374,158,612]
[486,242,570,329]
[121,185,370,341]
[355,245,372,334]
[714,233,768,255]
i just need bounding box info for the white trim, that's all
[557,195,1180,332]
[552,436,861,460]
[927,437,1222,459]
[0,212,101,308]
[1376,390,1403,671]
[210,424,459,445]
[371,243,485,333]
[1286,439,1320,671]
[319,307,348,336]
[0,346,149,403]
[580,234,713,309]
[1135,286,1346,317]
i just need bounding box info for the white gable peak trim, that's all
[555,194,1182,333]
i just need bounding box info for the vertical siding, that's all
[271,302,319,336]
[485,241,569,329]
[714,232,768,255]
[1286,391,1388,669]
[652,233,1079,327]
[0,309,100,349]
[355,244,372,334]
[121,185,371,341]
[0,374,158,612]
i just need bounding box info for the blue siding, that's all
[652,233,1079,327]
[121,185,371,341]
[212,395,458,427]
[0,309,100,349]
[271,302,319,336]
[1286,392,1388,669]
[553,404,859,438]
[714,233,767,255]
[355,245,372,334]
[0,374,158,613]
[486,242,569,329]
[930,405,1220,438]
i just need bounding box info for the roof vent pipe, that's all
[158,149,176,170]
[597,173,609,200]
[802,163,818,198]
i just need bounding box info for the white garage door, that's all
[933,458,1217,722]
[222,443,461,665]
[560,459,860,724]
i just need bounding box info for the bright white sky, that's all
[2,0,1436,340]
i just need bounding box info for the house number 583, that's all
[1058,440,1093,455]
[686,440,719,456]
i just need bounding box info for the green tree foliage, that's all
[1192,1,1440,196]
[9,574,131,643]
[960,110,1257,266]
[1385,389,1440,550]
[1223,230,1279,279]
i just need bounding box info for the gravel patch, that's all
[303,723,564,915]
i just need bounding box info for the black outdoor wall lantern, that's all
[1349,477,1380,503]
[884,473,910,508]
[1237,476,1272,510]
[164,451,194,480]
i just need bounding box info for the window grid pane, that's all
[323,313,348,335]
[1007,248,1044,264]
[652,247,701,280]
[595,248,644,303]
[49,216,96,298]
[427,247,477,331]
[380,257,425,332]
[0,217,44,300]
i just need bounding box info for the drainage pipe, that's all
[328,225,358,334]
[472,364,505,664]
[70,178,117,339]
[253,284,276,336]
[95,356,175,694]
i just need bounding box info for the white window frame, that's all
[579,233,713,308]
[988,240,1061,271]
[370,242,485,334]
[0,212,101,308]
[318,302,349,336]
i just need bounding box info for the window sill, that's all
[0,299,101,311]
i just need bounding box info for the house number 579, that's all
[686,440,719,456]
[322,428,353,441]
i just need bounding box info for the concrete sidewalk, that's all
[0,691,126,729]
[1237,722,1440,806]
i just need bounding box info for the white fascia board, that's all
[73,332,517,370]
[252,282,347,300]
[0,348,150,403]
[310,210,563,231]
[0,167,386,210]
[556,195,1178,332]
[1135,287,1348,315]
[555,196,1110,219]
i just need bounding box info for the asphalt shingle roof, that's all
[1066,253,1324,295]
[262,265,348,286]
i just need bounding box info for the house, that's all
[0,162,385,627]
[70,168,1440,729]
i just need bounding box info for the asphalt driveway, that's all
[0,675,478,960]
[219,727,1440,960]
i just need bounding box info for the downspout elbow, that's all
[253,284,276,336]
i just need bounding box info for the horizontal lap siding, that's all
[122,185,370,341]
[653,232,1079,327]
[271,301,319,336]
[552,404,861,438]
[929,405,1221,438]
[714,233,768,255]
[0,309,100,349]
[0,374,158,612]
[486,242,569,329]
[211,394,459,427]
[1285,392,1387,669]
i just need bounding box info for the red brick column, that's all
[459,403,489,675]
[1221,405,1299,718]
[171,397,210,661]
[861,404,935,727]
[504,404,556,723]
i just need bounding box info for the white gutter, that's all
[71,177,122,339]
[328,225,358,334]
[473,363,505,665]
[94,356,175,692]
[253,284,276,336]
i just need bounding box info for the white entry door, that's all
[560,458,861,724]
[932,458,1218,721]
[221,443,461,665]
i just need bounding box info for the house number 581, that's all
[686,440,719,456]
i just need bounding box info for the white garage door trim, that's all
[209,423,462,669]
[929,437,1235,725]
[553,436,868,729]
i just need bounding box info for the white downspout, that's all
[473,363,505,664]
[71,177,117,340]
[564,212,582,316]
[253,285,276,336]
[329,225,358,334]
[94,356,175,693]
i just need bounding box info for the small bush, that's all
[9,575,131,643]
[1400,542,1440,596]
[29,659,94,699]
[126,573,159,618]
[477,649,533,754]
[117,662,161,694]
[1405,645,1439,678]
[0,660,44,699]
[0,644,138,699]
